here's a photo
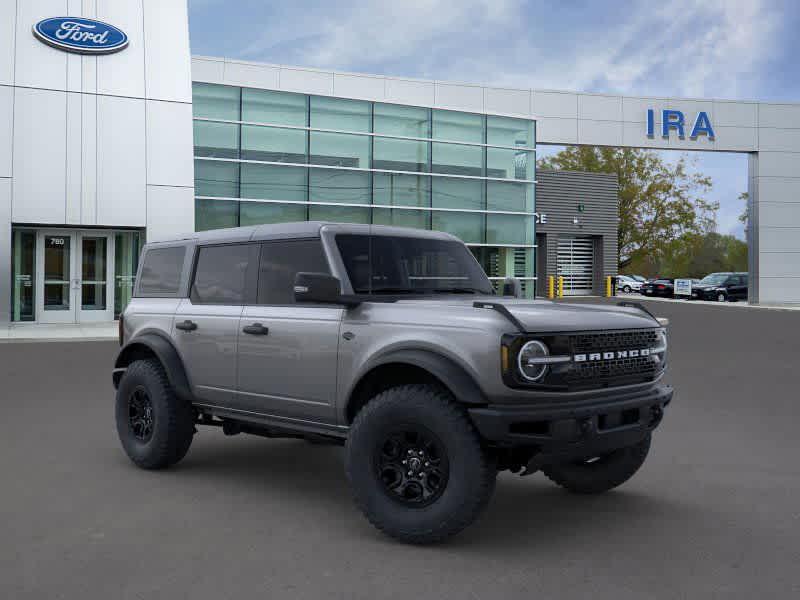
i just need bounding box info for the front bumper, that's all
[468,384,673,459]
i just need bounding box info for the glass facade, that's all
[192,82,537,295]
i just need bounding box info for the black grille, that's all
[570,329,659,354]
[565,329,660,386]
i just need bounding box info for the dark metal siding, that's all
[535,170,619,295]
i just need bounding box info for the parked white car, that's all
[617,275,643,293]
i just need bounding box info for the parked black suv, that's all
[691,272,748,302]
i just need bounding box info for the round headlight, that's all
[518,340,550,382]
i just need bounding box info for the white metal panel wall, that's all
[146,100,194,187]
[146,185,194,242]
[11,87,67,224]
[0,85,12,178]
[0,0,16,86]
[14,0,69,90]
[96,95,147,226]
[142,0,192,103]
[96,0,146,98]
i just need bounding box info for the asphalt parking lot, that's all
[1,299,799,599]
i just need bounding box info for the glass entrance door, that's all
[37,232,75,323]
[35,231,114,323]
[78,232,113,322]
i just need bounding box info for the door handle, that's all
[242,323,269,335]
[175,320,198,332]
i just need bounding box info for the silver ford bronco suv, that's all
[114,222,672,544]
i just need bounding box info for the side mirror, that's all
[502,276,523,298]
[294,272,342,304]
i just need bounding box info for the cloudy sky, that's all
[188,0,800,239]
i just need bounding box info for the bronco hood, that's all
[392,297,662,332]
[491,299,661,332]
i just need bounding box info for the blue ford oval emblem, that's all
[33,17,128,54]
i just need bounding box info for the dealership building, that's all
[2,1,800,325]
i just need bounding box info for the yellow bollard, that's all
[606,275,612,297]
[557,276,564,298]
[548,275,555,299]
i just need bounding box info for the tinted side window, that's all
[257,240,330,304]
[191,244,252,304]
[137,246,186,295]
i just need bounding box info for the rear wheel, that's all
[345,384,496,544]
[115,359,195,470]
[542,435,651,494]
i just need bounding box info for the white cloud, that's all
[232,0,781,99]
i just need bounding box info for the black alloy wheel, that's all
[128,386,154,442]
[376,427,449,507]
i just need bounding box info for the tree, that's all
[538,147,718,270]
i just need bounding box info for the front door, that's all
[36,231,113,323]
[235,239,342,424]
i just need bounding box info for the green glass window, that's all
[310,132,369,168]
[310,96,370,131]
[373,137,428,172]
[373,208,430,229]
[242,88,307,126]
[192,83,240,120]
[194,160,239,198]
[486,181,534,212]
[309,169,370,204]
[240,163,307,201]
[486,148,533,180]
[486,214,533,245]
[114,231,141,318]
[11,230,35,322]
[432,110,484,143]
[431,177,483,210]
[486,116,534,148]
[240,201,307,226]
[374,103,429,137]
[241,125,306,163]
[194,121,239,159]
[431,143,483,176]
[196,199,239,231]
[432,211,484,244]
[309,205,370,224]
[373,173,430,207]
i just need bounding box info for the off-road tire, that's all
[542,434,651,494]
[345,384,496,544]
[115,359,195,470]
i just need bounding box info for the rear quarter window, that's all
[137,246,187,296]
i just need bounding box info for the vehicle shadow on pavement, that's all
[131,433,692,550]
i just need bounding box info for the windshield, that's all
[699,273,728,285]
[336,234,494,295]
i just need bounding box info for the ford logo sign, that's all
[33,17,128,55]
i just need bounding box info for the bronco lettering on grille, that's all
[574,348,652,362]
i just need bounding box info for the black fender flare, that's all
[351,348,488,407]
[113,332,193,402]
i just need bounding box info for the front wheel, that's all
[345,385,496,544]
[717,292,727,302]
[622,285,632,293]
[542,435,651,494]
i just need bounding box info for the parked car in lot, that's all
[617,274,643,293]
[112,222,673,544]
[691,272,749,302]
[640,279,674,298]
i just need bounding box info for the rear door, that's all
[172,243,258,407]
[234,239,343,424]
[731,275,748,300]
